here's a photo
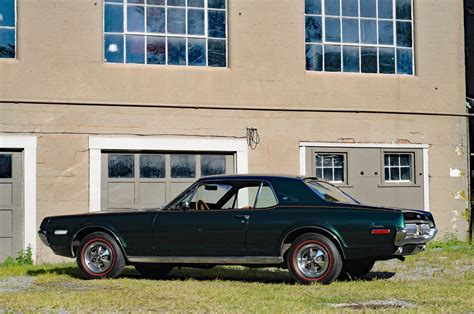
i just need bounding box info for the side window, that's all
[235,186,259,209]
[255,185,278,208]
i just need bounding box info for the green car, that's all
[38,175,437,284]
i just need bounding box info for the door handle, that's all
[234,215,250,223]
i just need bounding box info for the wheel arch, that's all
[71,226,128,261]
[280,226,346,260]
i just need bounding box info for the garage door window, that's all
[171,155,196,178]
[383,153,413,182]
[201,155,225,176]
[315,153,346,184]
[140,154,165,178]
[108,154,134,178]
[0,154,12,178]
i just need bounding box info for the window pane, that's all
[147,6,165,33]
[378,20,393,45]
[0,0,15,27]
[306,44,323,71]
[384,154,389,165]
[316,168,322,177]
[167,0,185,6]
[325,0,340,15]
[316,155,322,167]
[188,38,206,66]
[167,37,186,65]
[360,0,376,17]
[171,155,196,178]
[378,0,393,18]
[389,154,398,166]
[384,168,389,181]
[361,19,376,44]
[400,154,411,165]
[323,156,332,166]
[342,18,358,43]
[128,0,144,3]
[396,0,411,20]
[140,155,165,178]
[0,154,12,179]
[379,47,395,74]
[305,0,322,14]
[208,10,226,38]
[201,155,226,176]
[147,0,164,4]
[109,155,134,178]
[106,0,123,2]
[127,5,145,32]
[343,46,359,72]
[342,0,358,17]
[126,35,145,63]
[255,185,278,208]
[167,8,186,34]
[396,21,412,47]
[0,28,15,59]
[334,168,344,182]
[323,168,332,180]
[208,0,225,9]
[188,0,204,7]
[104,34,124,63]
[361,46,377,73]
[147,36,166,64]
[389,167,399,181]
[325,17,341,42]
[105,4,124,32]
[324,45,341,72]
[208,39,226,67]
[397,48,413,74]
[401,167,411,180]
[305,16,322,43]
[188,9,204,35]
[334,155,344,167]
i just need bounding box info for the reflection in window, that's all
[108,155,134,178]
[140,155,165,178]
[103,0,226,67]
[384,153,412,182]
[171,155,196,178]
[0,0,16,59]
[201,155,226,176]
[315,154,344,183]
[0,154,12,178]
[305,0,414,75]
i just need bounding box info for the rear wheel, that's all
[76,232,125,279]
[338,259,375,280]
[134,263,173,278]
[287,233,342,284]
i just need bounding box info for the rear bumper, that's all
[393,224,438,256]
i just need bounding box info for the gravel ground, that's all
[0,276,35,293]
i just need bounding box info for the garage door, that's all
[101,152,235,210]
[0,152,23,261]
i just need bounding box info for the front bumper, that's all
[394,223,438,256]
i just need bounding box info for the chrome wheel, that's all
[295,243,329,278]
[83,241,113,274]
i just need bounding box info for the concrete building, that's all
[0,0,470,263]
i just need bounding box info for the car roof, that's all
[196,174,317,182]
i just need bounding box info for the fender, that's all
[71,225,128,259]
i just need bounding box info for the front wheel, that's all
[76,232,125,279]
[287,233,342,284]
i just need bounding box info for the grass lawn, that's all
[0,241,473,313]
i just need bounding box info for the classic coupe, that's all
[39,175,437,284]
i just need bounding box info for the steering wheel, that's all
[196,199,209,211]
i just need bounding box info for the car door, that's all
[152,182,256,257]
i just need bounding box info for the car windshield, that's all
[304,179,358,204]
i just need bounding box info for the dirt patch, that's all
[34,280,91,291]
[0,276,35,293]
[328,299,416,309]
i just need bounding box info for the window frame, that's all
[102,0,228,67]
[304,0,415,75]
[0,0,17,59]
[380,151,417,186]
[313,152,349,186]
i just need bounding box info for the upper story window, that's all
[305,0,413,75]
[0,0,16,59]
[104,0,227,67]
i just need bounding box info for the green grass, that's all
[0,243,473,313]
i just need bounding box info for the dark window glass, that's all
[378,20,393,45]
[305,0,322,14]
[208,0,225,9]
[324,45,341,72]
[147,0,164,4]
[147,36,166,64]
[167,8,186,34]
[126,35,145,63]
[0,0,15,27]
[208,39,226,67]
[128,0,144,3]
[315,154,345,182]
[167,0,185,6]
[379,47,395,74]
[168,37,186,65]
[188,0,204,7]
[127,5,145,32]
[147,6,165,33]
[396,48,413,74]
[342,18,358,43]
[105,4,124,32]
[325,0,340,15]
[306,44,323,71]
[325,17,341,42]
[400,154,410,165]
[109,155,134,178]
[343,46,359,72]
[396,0,411,20]
[140,155,165,178]
[305,16,322,43]
[201,155,226,176]
[378,0,392,18]
[104,34,124,63]
[360,0,376,17]
[106,0,124,2]
[208,10,226,38]
[0,154,12,179]
[361,19,376,44]
[171,155,196,178]
[396,21,412,47]
[188,9,205,35]
[361,46,377,73]
[0,28,15,59]
[188,38,206,66]
[342,0,358,17]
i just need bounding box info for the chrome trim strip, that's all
[127,256,283,264]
